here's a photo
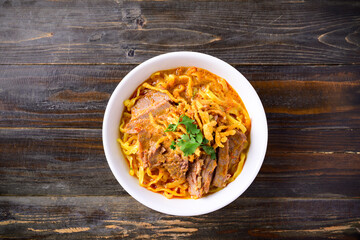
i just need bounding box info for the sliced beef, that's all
[212,139,230,188]
[138,133,189,181]
[126,90,174,168]
[124,91,172,134]
[212,130,248,188]
[132,91,171,119]
[137,130,150,164]
[133,99,171,121]
[201,155,217,194]
[228,130,248,172]
[148,144,167,168]
[138,129,189,181]
[164,154,188,182]
[137,129,166,168]
[187,155,217,198]
[187,158,203,198]
[125,119,149,134]
[131,91,171,119]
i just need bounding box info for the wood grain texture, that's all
[0,196,359,239]
[1,64,359,129]
[0,0,360,64]
[0,128,359,197]
[1,0,360,238]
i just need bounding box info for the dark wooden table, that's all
[1,0,359,239]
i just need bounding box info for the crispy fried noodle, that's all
[118,67,251,199]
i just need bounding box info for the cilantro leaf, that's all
[195,132,203,143]
[170,140,177,150]
[177,136,201,156]
[179,134,190,142]
[179,115,201,135]
[165,123,179,132]
[179,115,194,125]
[165,115,216,159]
[202,145,216,160]
[186,124,201,135]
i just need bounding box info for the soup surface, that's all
[119,67,250,199]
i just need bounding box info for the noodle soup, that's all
[118,67,251,199]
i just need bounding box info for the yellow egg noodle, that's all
[119,67,251,199]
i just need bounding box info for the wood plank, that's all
[0,64,131,129]
[1,64,359,129]
[0,196,359,239]
[251,152,360,199]
[0,128,359,197]
[0,0,360,64]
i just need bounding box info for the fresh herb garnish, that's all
[201,145,216,160]
[166,115,216,159]
[170,140,177,150]
[165,123,179,132]
[177,134,200,157]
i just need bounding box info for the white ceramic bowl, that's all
[102,52,268,216]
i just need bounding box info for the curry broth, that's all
[119,67,251,199]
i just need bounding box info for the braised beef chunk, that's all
[147,144,167,168]
[212,139,230,188]
[125,91,172,133]
[228,130,248,172]
[127,90,191,182]
[137,130,150,165]
[131,91,171,120]
[127,90,173,167]
[187,158,203,198]
[201,156,217,194]
[164,154,188,182]
[137,129,166,168]
[212,130,248,188]
[139,133,189,180]
[187,155,217,198]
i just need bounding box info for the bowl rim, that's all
[102,51,268,216]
